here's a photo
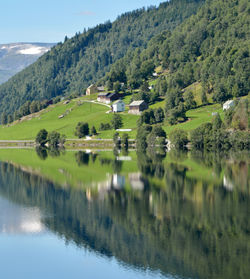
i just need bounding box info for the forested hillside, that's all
[104,0,249,111]
[0,0,205,118]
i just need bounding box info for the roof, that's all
[223,100,235,106]
[107,92,117,98]
[87,84,96,89]
[97,86,105,91]
[98,92,109,97]
[113,99,124,105]
[129,100,145,106]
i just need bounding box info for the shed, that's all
[112,99,125,112]
[223,100,235,110]
[128,100,148,115]
[86,84,98,95]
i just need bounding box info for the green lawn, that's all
[0,90,224,141]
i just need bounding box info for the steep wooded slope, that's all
[104,0,250,105]
[0,0,205,117]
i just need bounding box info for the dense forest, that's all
[104,0,249,113]
[0,0,205,118]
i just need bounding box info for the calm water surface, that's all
[0,148,249,279]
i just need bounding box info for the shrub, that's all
[35,129,48,146]
[47,131,61,147]
[91,126,97,135]
[99,122,112,131]
[75,122,89,138]
[111,114,123,130]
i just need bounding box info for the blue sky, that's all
[0,0,164,44]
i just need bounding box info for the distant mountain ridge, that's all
[0,43,55,84]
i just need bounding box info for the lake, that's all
[0,148,249,279]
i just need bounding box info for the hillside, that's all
[0,96,139,140]
[0,93,223,140]
[0,43,55,84]
[104,0,249,106]
[0,0,205,116]
[0,0,249,144]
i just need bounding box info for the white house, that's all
[223,100,235,110]
[112,99,125,112]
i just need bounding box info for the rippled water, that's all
[0,148,249,279]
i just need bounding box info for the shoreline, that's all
[0,139,136,148]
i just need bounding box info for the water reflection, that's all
[0,197,44,234]
[0,149,249,279]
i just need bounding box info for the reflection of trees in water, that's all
[75,151,90,165]
[35,146,48,160]
[190,150,250,192]
[36,146,66,160]
[0,152,249,279]
[99,152,123,174]
[137,148,166,179]
[75,151,99,166]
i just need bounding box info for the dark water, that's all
[0,148,249,279]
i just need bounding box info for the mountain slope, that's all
[104,0,249,105]
[0,0,205,117]
[0,43,55,84]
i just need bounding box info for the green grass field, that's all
[0,86,224,141]
[0,97,139,140]
[163,103,224,135]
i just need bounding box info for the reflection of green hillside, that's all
[0,149,138,189]
[0,158,249,279]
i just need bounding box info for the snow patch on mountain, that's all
[0,43,52,56]
[0,42,55,84]
[18,46,50,55]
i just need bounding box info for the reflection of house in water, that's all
[88,173,126,200]
[0,196,44,234]
[87,172,144,200]
[223,176,234,191]
[129,173,144,190]
[112,174,125,190]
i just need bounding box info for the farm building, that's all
[128,100,148,114]
[97,92,110,102]
[86,84,105,95]
[97,92,120,104]
[111,99,125,112]
[223,100,235,110]
[86,84,98,95]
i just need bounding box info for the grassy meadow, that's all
[0,83,225,141]
[0,97,139,140]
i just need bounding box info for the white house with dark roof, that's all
[112,99,125,112]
